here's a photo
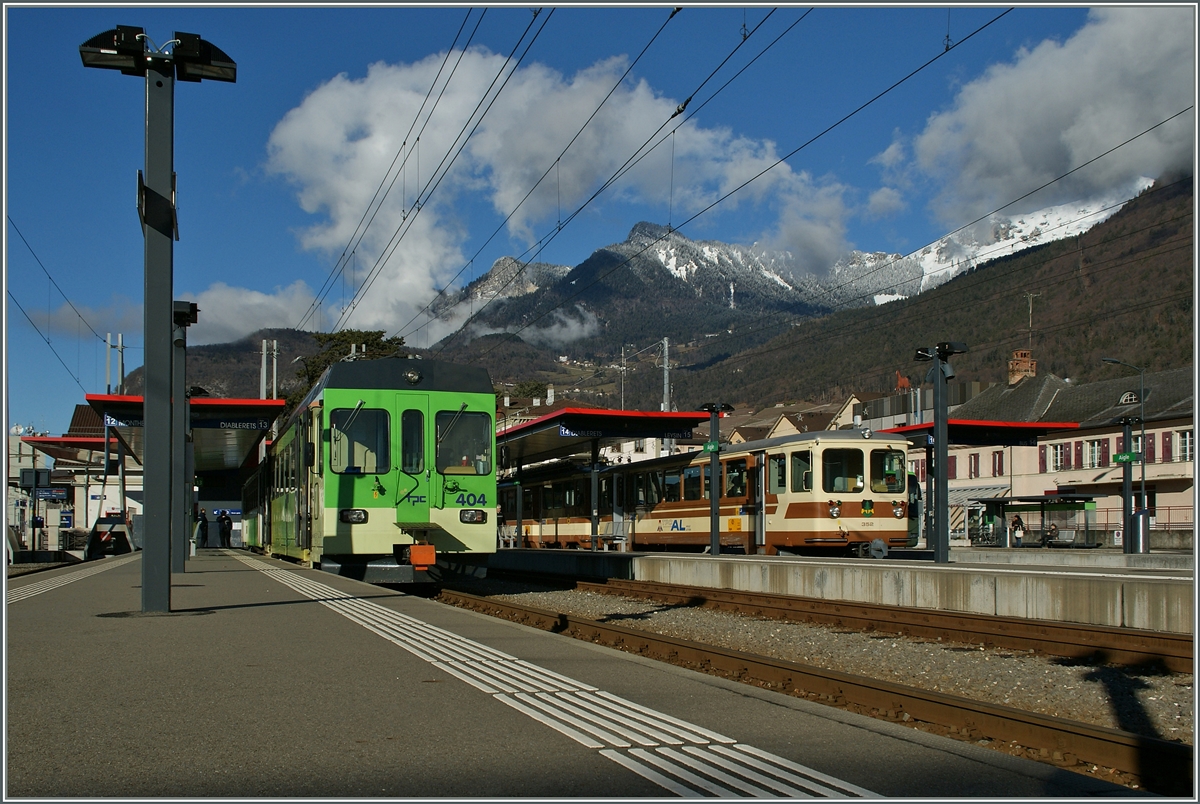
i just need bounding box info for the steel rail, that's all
[570,578,1194,673]
[439,588,1192,795]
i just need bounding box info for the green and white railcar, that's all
[243,356,497,582]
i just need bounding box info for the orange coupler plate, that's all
[409,544,436,569]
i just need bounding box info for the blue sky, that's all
[4,5,1195,436]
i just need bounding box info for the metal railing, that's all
[1094,506,1194,531]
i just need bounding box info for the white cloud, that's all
[914,6,1195,227]
[259,46,851,340]
[866,187,906,219]
[181,280,317,345]
[36,296,142,340]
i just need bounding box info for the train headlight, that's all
[892,502,905,518]
[339,509,368,524]
[460,509,488,524]
[827,500,841,519]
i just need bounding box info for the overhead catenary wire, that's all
[333,8,554,333]
[418,8,796,347]
[8,290,88,392]
[449,8,1010,358]
[7,215,106,342]
[296,8,485,331]
[387,6,689,342]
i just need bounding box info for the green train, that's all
[242,356,497,582]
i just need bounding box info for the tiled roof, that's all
[66,404,105,438]
[949,374,1070,422]
[950,367,1192,427]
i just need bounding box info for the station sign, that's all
[35,486,70,501]
[1113,451,1141,463]
[105,412,272,430]
[558,424,694,440]
[702,441,720,453]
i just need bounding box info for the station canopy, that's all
[881,418,1079,447]
[86,394,287,472]
[497,407,712,467]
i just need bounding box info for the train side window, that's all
[435,411,492,475]
[823,448,864,494]
[790,451,812,492]
[768,454,786,495]
[724,459,747,498]
[401,410,424,473]
[648,472,665,504]
[683,465,702,500]
[663,470,681,502]
[870,448,907,493]
[331,408,390,474]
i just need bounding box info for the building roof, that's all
[86,394,287,472]
[1045,367,1193,427]
[951,367,1193,429]
[949,373,1071,422]
[497,408,711,467]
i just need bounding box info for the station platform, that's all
[5,549,1135,798]
[483,546,1194,634]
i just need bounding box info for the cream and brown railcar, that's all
[500,429,913,556]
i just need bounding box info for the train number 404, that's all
[455,493,488,507]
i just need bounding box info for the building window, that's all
[1179,430,1194,462]
[633,438,645,453]
[1084,440,1104,469]
[1050,443,1067,472]
[968,453,980,479]
[991,450,1004,477]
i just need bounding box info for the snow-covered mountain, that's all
[444,180,1153,346]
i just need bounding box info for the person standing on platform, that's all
[1010,514,1024,548]
[197,509,209,548]
[218,510,233,548]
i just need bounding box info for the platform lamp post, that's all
[914,342,967,564]
[172,301,199,573]
[80,27,236,613]
[700,403,733,556]
[1102,358,1148,553]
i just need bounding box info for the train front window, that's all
[401,410,424,473]
[870,449,907,493]
[822,448,864,494]
[330,407,390,474]
[435,410,492,475]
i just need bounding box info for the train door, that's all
[753,452,766,552]
[301,404,322,551]
[296,413,311,550]
[397,396,430,528]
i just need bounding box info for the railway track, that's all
[569,577,1194,673]
[438,587,1193,795]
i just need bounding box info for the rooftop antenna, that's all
[1024,292,1041,350]
[944,9,952,51]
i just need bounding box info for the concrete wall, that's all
[487,549,1193,634]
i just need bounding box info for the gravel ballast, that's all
[440,577,1193,748]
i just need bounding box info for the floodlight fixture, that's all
[78,25,146,75]
[936,342,968,358]
[173,32,237,83]
[913,347,934,362]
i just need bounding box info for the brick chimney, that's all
[1008,349,1037,385]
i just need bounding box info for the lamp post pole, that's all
[141,49,176,611]
[81,27,236,612]
[701,403,732,556]
[1103,358,1149,552]
[915,342,967,565]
